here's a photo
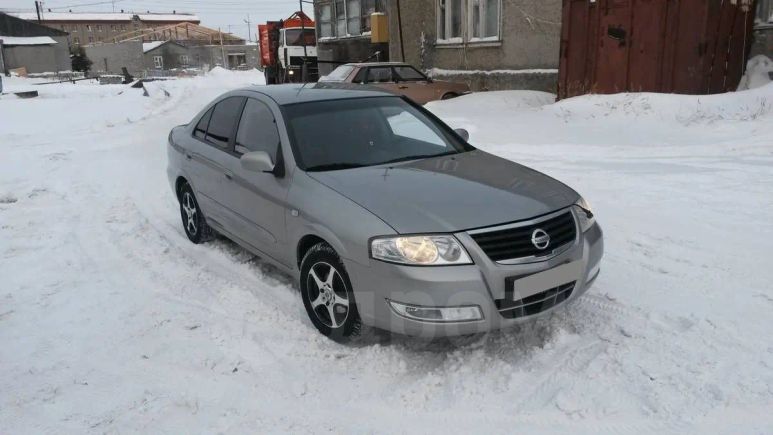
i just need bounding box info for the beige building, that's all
[10,11,200,45]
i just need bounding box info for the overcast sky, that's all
[0,0,305,41]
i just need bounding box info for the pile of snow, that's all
[737,55,773,90]
[1,76,772,433]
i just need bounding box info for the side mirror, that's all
[454,128,469,142]
[241,151,275,173]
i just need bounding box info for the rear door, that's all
[186,96,246,229]
[219,97,291,265]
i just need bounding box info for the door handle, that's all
[224,171,233,181]
[185,153,192,160]
[398,85,409,89]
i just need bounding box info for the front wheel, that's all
[300,243,361,341]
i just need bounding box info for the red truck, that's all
[258,11,318,84]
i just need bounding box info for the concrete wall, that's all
[187,44,260,70]
[143,42,189,70]
[751,26,773,58]
[84,41,143,75]
[388,0,561,92]
[0,35,70,73]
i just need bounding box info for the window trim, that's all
[436,0,502,45]
[190,97,248,154]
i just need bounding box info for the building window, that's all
[110,24,116,31]
[437,0,463,43]
[179,55,190,66]
[71,25,78,32]
[317,0,383,39]
[153,55,164,69]
[318,3,333,38]
[88,36,94,43]
[437,0,500,44]
[468,0,499,41]
[73,36,80,44]
[60,25,65,31]
[96,24,102,31]
[86,24,92,32]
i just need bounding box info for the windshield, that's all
[284,28,316,46]
[320,65,354,82]
[285,97,472,171]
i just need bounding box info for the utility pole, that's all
[34,1,41,23]
[299,0,308,82]
[219,28,227,69]
[244,14,251,42]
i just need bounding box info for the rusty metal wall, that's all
[558,0,757,99]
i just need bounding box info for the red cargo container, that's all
[558,0,757,99]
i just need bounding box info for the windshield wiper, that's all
[305,163,366,172]
[380,152,458,166]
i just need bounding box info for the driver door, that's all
[219,97,291,266]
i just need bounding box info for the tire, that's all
[178,182,213,244]
[300,243,361,342]
[441,92,459,100]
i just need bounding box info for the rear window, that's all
[393,66,426,82]
[193,107,213,140]
[321,65,355,82]
[205,97,245,148]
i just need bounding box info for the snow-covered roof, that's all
[142,41,165,53]
[10,12,200,23]
[0,35,58,45]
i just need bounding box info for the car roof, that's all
[237,83,398,105]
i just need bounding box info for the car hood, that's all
[308,150,579,234]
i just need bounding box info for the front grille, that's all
[469,211,576,262]
[495,281,575,319]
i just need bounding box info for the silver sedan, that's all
[167,84,603,341]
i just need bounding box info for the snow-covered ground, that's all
[1,70,773,434]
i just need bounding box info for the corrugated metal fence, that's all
[558,0,757,99]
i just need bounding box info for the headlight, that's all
[574,197,595,232]
[371,235,473,265]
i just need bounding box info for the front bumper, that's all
[345,213,604,337]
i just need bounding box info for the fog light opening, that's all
[387,300,483,323]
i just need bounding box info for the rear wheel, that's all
[179,183,213,244]
[441,92,459,100]
[300,243,361,341]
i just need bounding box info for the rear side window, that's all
[235,99,280,157]
[366,67,393,83]
[205,97,245,148]
[193,107,213,140]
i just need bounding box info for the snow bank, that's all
[737,55,773,90]
[426,85,773,148]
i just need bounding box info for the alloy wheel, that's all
[181,191,198,236]
[306,261,350,328]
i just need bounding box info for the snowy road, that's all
[1,72,772,434]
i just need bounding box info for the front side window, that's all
[285,97,472,171]
[205,97,246,149]
[235,99,280,156]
